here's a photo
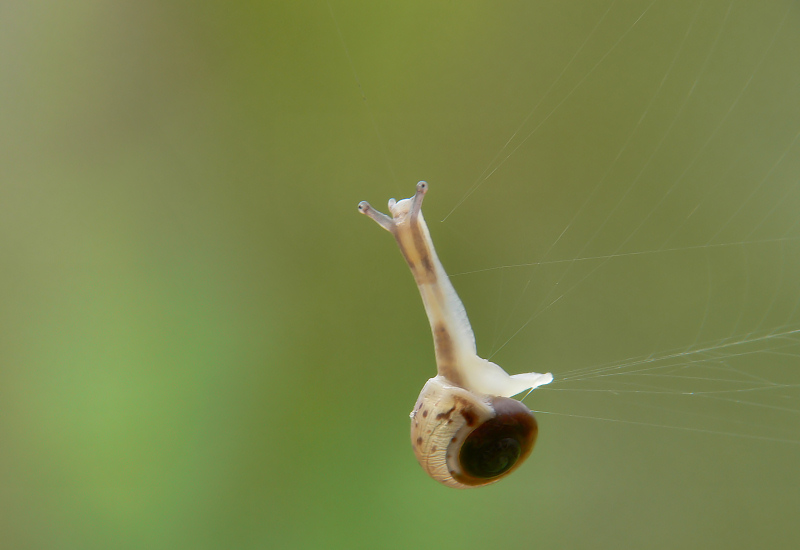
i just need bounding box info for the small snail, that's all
[358,182,553,488]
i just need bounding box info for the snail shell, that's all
[410,377,538,488]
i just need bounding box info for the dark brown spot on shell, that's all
[461,408,478,427]
[436,405,456,420]
[431,445,437,453]
[416,437,423,446]
[451,436,458,443]
[422,410,428,418]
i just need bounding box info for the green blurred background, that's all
[2,1,799,549]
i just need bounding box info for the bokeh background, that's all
[2,1,799,549]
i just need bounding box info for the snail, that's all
[358,182,553,488]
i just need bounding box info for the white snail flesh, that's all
[358,182,553,488]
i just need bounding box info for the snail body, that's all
[359,182,552,488]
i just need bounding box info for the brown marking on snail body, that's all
[432,323,463,385]
[420,255,434,275]
[394,223,437,286]
[433,324,453,356]
[410,221,436,279]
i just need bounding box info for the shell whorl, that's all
[410,377,538,488]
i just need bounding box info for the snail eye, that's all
[459,397,538,480]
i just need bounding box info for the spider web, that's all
[441,0,800,445]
